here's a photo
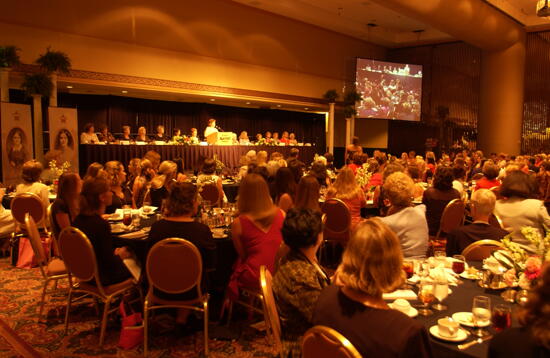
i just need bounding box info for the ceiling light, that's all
[246,102,251,105]
[121,90,128,94]
[537,0,550,17]
[277,104,281,107]
[66,85,73,89]
[210,98,216,101]
[304,107,309,110]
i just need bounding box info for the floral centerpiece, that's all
[494,226,550,289]
[355,162,372,189]
[213,154,225,175]
[49,160,71,179]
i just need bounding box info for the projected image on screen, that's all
[356,58,422,121]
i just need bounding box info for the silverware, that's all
[458,335,493,350]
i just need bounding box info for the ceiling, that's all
[231,0,550,47]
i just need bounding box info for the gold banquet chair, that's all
[462,239,504,261]
[259,265,283,358]
[144,238,209,357]
[25,214,68,320]
[11,192,47,230]
[59,227,140,346]
[429,198,466,254]
[302,325,362,358]
[320,198,351,265]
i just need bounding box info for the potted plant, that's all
[323,89,339,103]
[36,47,71,106]
[0,45,20,102]
[343,89,363,117]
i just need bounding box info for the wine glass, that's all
[472,295,491,337]
[417,280,435,316]
[491,304,512,332]
[452,255,466,275]
[432,279,449,311]
[122,208,132,230]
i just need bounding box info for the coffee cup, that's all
[437,317,459,338]
[392,299,412,315]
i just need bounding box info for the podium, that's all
[206,132,236,145]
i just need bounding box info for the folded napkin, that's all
[429,266,458,286]
[118,230,148,239]
[382,289,417,300]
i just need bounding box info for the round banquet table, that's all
[410,265,520,358]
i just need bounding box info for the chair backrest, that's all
[58,227,98,284]
[259,265,283,355]
[462,239,504,261]
[24,214,47,271]
[322,198,351,234]
[200,184,220,206]
[302,326,362,358]
[11,192,45,227]
[439,199,465,234]
[47,203,57,238]
[146,238,203,295]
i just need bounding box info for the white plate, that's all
[429,325,469,342]
[452,312,490,328]
[109,214,123,221]
[460,271,480,280]
[388,303,418,318]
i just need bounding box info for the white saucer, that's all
[452,312,490,328]
[429,325,468,342]
[388,303,418,318]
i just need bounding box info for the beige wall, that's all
[355,119,388,148]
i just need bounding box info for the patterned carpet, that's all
[0,258,277,358]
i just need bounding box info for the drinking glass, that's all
[403,260,415,280]
[472,295,491,337]
[122,209,132,230]
[418,260,430,279]
[132,212,141,229]
[491,304,512,332]
[452,255,466,274]
[434,250,447,267]
[432,280,449,311]
[417,280,435,316]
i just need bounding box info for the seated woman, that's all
[407,164,426,200]
[379,172,428,259]
[313,218,433,358]
[73,177,132,286]
[51,173,81,238]
[153,125,169,142]
[239,131,250,145]
[273,208,330,358]
[288,132,298,146]
[80,123,99,144]
[310,161,331,187]
[280,131,290,145]
[97,124,115,143]
[118,125,132,141]
[149,160,177,209]
[173,157,187,182]
[196,158,225,204]
[0,186,15,238]
[83,162,104,180]
[147,182,216,323]
[16,160,50,208]
[189,128,200,144]
[422,166,461,236]
[294,175,321,212]
[474,161,501,191]
[273,167,296,213]
[132,159,155,208]
[489,263,550,357]
[126,158,141,190]
[104,161,133,213]
[135,126,149,142]
[326,166,366,228]
[494,170,550,252]
[228,174,284,300]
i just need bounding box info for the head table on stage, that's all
[78,144,318,175]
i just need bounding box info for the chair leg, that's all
[64,288,73,335]
[38,279,49,319]
[143,303,149,357]
[99,298,111,346]
[226,300,233,326]
[203,301,209,357]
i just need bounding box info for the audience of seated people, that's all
[326,166,367,228]
[446,189,509,256]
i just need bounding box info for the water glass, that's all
[491,304,512,332]
[472,295,491,337]
[418,280,435,316]
[432,280,449,311]
[434,250,447,267]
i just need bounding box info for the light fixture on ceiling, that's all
[276,104,281,107]
[304,107,309,110]
[413,29,425,41]
[121,90,128,94]
[537,0,550,17]
[66,85,73,89]
[210,98,216,102]
[246,101,251,105]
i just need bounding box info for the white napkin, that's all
[429,266,458,286]
[382,289,417,300]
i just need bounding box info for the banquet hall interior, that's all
[0,0,550,357]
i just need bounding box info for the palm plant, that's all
[21,72,53,97]
[36,47,71,74]
[0,46,20,68]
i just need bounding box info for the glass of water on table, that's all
[472,295,491,337]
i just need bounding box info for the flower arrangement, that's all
[213,154,225,174]
[355,162,373,189]
[48,160,71,179]
[255,138,267,146]
[495,226,549,289]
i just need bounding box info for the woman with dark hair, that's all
[104,161,133,213]
[294,175,321,212]
[83,162,104,181]
[310,161,331,187]
[15,160,50,208]
[197,158,225,203]
[474,161,501,191]
[173,157,187,182]
[146,182,216,324]
[54,128,76,165]
[273,167,296,212]
[97,124,115,143]
[73,177,132,285]
[313,219,432,358]
[80,123,99,144]
[273,209,330,357]
[494,170,550,252]
[489,264,550,357]
[422,166,461,236]
[6,127,29,169]
[51,173,81,238]
[345,136,363,164]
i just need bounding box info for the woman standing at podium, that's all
[204,118,219,140]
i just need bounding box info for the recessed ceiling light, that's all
[304,107,309,110]
[210,98,216,101]
[66,85,73,89]
[277,104,281,107]
[121,90,128,94]
[246,102,251,105]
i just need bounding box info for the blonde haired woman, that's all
[379,172,429,258]
[150,160,177,209]
[326,166,366,227]
[104,161,134,213]
[313,219,433,358]
[227,174,284,300]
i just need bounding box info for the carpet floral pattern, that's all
[0,258,277,358]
